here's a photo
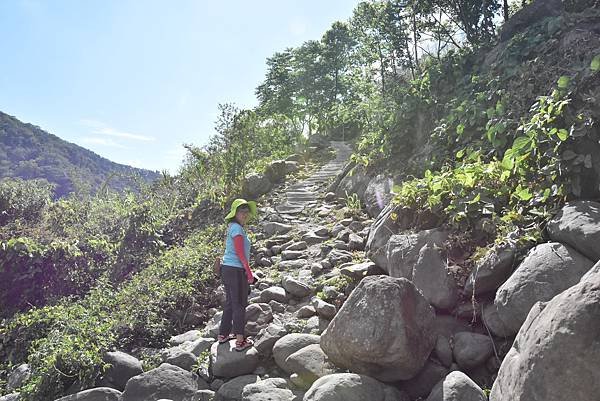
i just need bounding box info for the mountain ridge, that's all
[0,111,160,197]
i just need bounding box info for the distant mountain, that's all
[0,111,160,197]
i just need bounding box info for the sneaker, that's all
[217,334,235,344]
[234,338,254,352]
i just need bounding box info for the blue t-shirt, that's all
[222,222,250,268]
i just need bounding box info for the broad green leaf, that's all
[456,124,465,135]
[456,149,465,159]
[557,128,569,141]
[512,136,532,151]
[557,76,570,89]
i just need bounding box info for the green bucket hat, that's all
[225,198,257,221]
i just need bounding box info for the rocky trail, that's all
[7,141,600,401]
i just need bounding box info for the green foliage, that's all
[0,178,53,226]
[0,227,222,400]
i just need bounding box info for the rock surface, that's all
[547,200,600,261]
[426,371,487,401]
[120,363,199,401]
[321,276,436,381]
[485,242,593,337]
[304,373,409,401]
[490,265,600,401]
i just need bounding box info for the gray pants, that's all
[219,265,249,336]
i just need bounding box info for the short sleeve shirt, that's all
[222,222,250,268]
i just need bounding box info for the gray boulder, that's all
[245,303,273,336]
[259,287,289,304]
[254,323,288,357]
[464,243,516,295]
[490,266,600,401]
[121,363,198,401]
[216,375,260,401]
[193,390,216,401]
[262,222,293,237]
[0,394,20,401]
[426,371,487,401]
[210,341,259,378]
[363,175,394,218]
[311,299,336,320]
[7,364,30,392]
[321,276,436,381]
[265,160,288,183]
[284,344,336,389]
[412,244,458,310]
[170,330,203,346]
[54,388,121,401]
[282,276,312,298]
[304,373,409,401]
[161,347,197,371]
[485,242,593,337]
[272,334,321,374]
[333,165,370,201]
[386,229,447,278]
[99,351,143,391]
[242,173,272,199]
[547,200,600,261]
[365,204,397,270]
[452,332,493,370]
[242,378,303,401]
[399,360,449,400]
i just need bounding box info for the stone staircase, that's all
[276,141,352,217]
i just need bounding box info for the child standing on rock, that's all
[217,198,257,351]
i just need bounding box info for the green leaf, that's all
[502,152,515,170]
[456,124,465,135]
[591,55,600,72]
[515,187,533,201]
[557,128,569,141]
[557,76,570,89]
[456,149,465,159]
[512,136,532,151]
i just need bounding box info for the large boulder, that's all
[452,332,493,370]
[282,276,312,298]
[386,229,447,278]
[489,264,600,401]
[262,222,293,237]
[547,200,600,261]
[54,388,121,401]
[120,363,199,401]
[7,364,30,392]
[333,165,370,201]
[265,160,288,183]
[216,375,260,401]
[321,276,436,381]
[253,323,288,357]
[363,175,394,218]
[241,378,303,401]
[412,244,458,310]
[273,334,321,374]
[426,371,487,401]
[304,373,409,401]
[365,204,398,270]
[284,344,336,389]
[210,341,259,378]
[484,242,593,337]
[242,173,272,199]
[464,243,516,295]
[399,360,449,400]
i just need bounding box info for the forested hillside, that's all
[1,0,600,400]
[0,112,160,198]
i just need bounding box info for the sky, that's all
[0,0,359,173]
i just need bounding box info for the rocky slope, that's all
[3,140,598,401]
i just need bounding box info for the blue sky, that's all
[0,0,359,172]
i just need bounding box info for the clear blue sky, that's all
[0,0,359,172]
